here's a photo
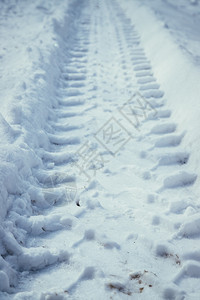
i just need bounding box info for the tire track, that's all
[12,0,95,293]
[12,0,198,298]
[113,1,198,297]
[113,0,196,190]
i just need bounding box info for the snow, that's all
[0,0,200,299]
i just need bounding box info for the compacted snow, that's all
[0,0,200,299]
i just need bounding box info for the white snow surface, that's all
[0,0,200,299]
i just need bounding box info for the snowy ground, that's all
[0,0,200,299]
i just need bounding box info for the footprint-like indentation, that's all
[135,71,153,77]
[132,56,147,61]
[69,58,88,64]
[173,262,200,284]
[64,89,84,97]
[132,60,149,66]
[154,133,184,148]
[40,150,75,165]
[147,109,171,119]
[83,41,90,46]
[63,74,86,81]
[154,244,181,264]
[51,123,82,132]
[82,41,90,46]
[128,41,140,47]
[57,111,79,118]
[73,229,96,247]
[137,77,156,84]
[147,194,156,203]
[59,99,85,107]
[42,185,73,205]
[68,82,85,88]
[131,48,144,53]
[157,152,189,167]
[163,171,197,189]
[142,90,164,99]
[66,267,95,294]
[168,199,193,214]
[143,171,151,180]
[17,247,69,272]
[63,67,86,74]
[134,63,151,71]
[35,170,75,186]
[131,51,145,56]
[140,83,160,90]
[16,213,75,235]
[183,251,200,262]
[67,61,87,68]
[150,123,176,135]
[163,287,184,300]
[175,214,200,238]
[73,47,88,53]
[127,36,140,41]
[155,244,169,257]
[48,134,80,145]
[148,98,166,108]
[152,215,160,225]
[86,199,103,210]
[69,51,86,58]
[103,241,121,250]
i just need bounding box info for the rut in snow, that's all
[3,0,198,299]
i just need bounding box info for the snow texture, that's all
[0,0,200,299]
